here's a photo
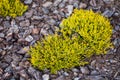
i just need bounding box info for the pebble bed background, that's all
[0,0,120,80]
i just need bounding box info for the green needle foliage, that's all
[29,9,113,74]
[0,0,28,18]
[60,9,113,57]
[29,34,88,74]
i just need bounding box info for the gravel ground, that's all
[0,0,120,80]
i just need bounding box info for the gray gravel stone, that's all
[66,5,73,16]
[32,16,43,20]
[54,0,62,6]
[73,72,78,76]
[19,70,29,79]
[11,54,22,67]
[12,54,22,62]
[32,2,38,8]
[48,19,56,25]
[28,67,36,75]
[11,62,18,67]
[91,70,100,75]
[4,55,12,63]
[40,28,48,36]
[86,76,106,80]
[20,20,30,27]
[8,25,19,33]
[115,76,120,80]
[31,20,40,25]
[59,3,65,8]
[114,12,119,16]
[28,67,42,80]
[4,66,13,73]
[90,0,97,6]
[16,16,25,21]
[62,0,67,3]
[53,10,59,14]
[113,38,119,47]
[42,74,49,80]
[102,9,115,17]
[103,0,114,4]
[59,12,65,17]
[24,0,32,4]
[33,71,42,80]
[0,62,9,69]
[30,40,36,45]
[42,8,49,14]
[63,72,69,76]
[115,25,120,31]
[20,77,26,80]
[3,21,11,28]
[109,59,117,63]
[68,0,74,4]
[6,16,11,20]
[0,33,5,38]
[113,38,117,45]
[17,46,29,54]
[0,68,3,75]
[80,67,90,75]
[48,29,54,35]
[0,18,3,23]
[43,1,53,8]
[0,26,4,31]
[73,2,79,8]
[14,66,23,71]
[90,60,96,69]
[32,28,39,34]
[3,72,11,79]
[11,19,16,26]
[25,10,33,18]
[54,76,64,80]
[74,77,80,80]
[0,48,2,53]
[72,68,79,72]
[23,29,32,38]
[25,35,33,42]
[10,78,16,80]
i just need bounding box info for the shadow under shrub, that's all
[0,0,28,18]
[29,9,113,74]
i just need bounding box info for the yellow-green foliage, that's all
[29,34,88,74]
[60,9,113,57]
[29,9,113,74]
[0,0,28,18]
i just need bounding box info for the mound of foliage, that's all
[0,0,28,18]
[29,9,113,74]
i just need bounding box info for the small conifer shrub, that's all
[29,9,113,74]
[60,9,113,57]
[0,0,28,18]
[29,34,88,74]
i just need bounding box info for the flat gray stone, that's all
[20,20,30,27]
[80,67,90,75]
[25,35,33,42]
[102,9,115,17]
[25,10,33,18]
[24,0,32,4]
[42,74,49,80]
[43,2,53,8]
[86,76,106,80]
[3,21,11,28]
[0,33,5,38]
[54,0,62,6]
[66,5,73,16]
